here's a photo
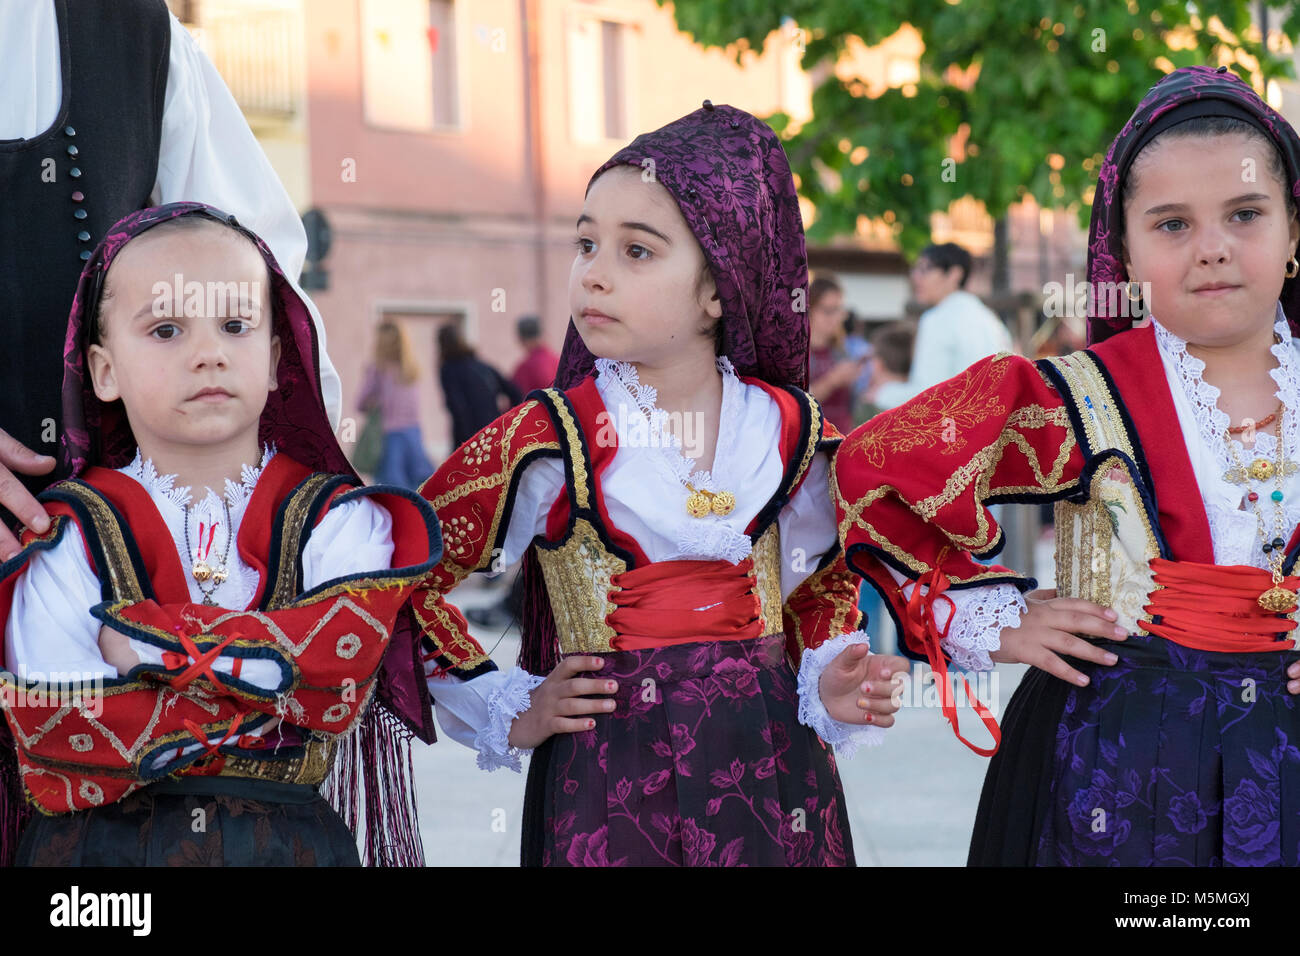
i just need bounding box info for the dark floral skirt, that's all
[522,634,855,867]
[970,633,1300,866]
[17,776,359,867]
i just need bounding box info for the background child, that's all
[0,203,440,866]
[835,65,1300,866]
[412,102,908,868]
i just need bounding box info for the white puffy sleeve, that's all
[4,524,114,680]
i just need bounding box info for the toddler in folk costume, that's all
[837,65,1300,866]
[0,204,441,866]
[411,102,908,867]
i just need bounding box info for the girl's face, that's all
[1123,132,1300,348]
[569,165,721,368]
[87,223,280,455]
[810,288,846,347]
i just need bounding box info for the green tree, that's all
[661,0,1300,260]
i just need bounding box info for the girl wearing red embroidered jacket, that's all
[836,67,1300,867]
[412,104,908,868]
[0,204,440,867]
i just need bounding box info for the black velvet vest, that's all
[0,0,169,492]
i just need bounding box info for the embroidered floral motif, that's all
[462,426,500,466]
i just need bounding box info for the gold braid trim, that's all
[836,406,1080,576]
[50,482,146,603]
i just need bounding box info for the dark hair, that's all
[516,315,542,341]
[809,273,843,310]
[870,321,915,376]
[1122,115,1297,221]
[438,322,475,364]
[89,215,265,346]
[918,242,973,287]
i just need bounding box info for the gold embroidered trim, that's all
[833,400,1080,580]
[55,483,146,603]
[534,518,626,655]
[268,474,338,609]
[220,735,335,785]
[752,525,784,638]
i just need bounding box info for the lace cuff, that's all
[795,631,887,758]
[474,667,546,773]
[935,584,1025,672]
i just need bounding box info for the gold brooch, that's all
[684,484,735,518]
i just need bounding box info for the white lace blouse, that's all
[934,308,1300,669]
[427,356,887,765]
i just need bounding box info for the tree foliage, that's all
[661,0,1300,255]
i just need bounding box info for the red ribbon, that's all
[900,549,1002,757]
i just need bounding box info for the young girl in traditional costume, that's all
[0,203,442,866]
[412,102,908,867]
[835,65,1300,866]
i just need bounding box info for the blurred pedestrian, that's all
[807,273,867,434]
[358,320,434,489]
[510,315,560,395]
[438,324,522,448]
[869,242,1013,409]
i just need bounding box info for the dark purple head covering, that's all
[59,201,352,480]
[555,101,810,390]
[1087,65,1300,344]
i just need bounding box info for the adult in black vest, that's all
[0,0,341,560]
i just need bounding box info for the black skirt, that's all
[16,776,360,867]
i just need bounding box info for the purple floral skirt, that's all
[521,634,855,866]
[970,633,1300,866]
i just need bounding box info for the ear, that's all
[267,334,282,391]
[1289,211,1299,257]
[87,344,120,402]
[698,272,723,320]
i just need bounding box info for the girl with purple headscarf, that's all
[411,102,908,866]
[837,65,1300,865]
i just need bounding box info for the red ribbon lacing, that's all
[161,627,243,691]
[901,549,1002,757]
[1143,557,1300,652]
[606,557,765,650]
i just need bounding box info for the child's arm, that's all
[91,488,442,733]
[0,518,273,812]
[834,352,1128,750]
[411,398,617,770]
[776,448,908,756]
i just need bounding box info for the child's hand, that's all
[97,623,141,675]
[1283,661,1300,696]
[991,588,1127,686]
[818,643,909,727]
[507,656,619,750]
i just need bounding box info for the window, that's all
[568,14,632,143]
[360,0,461,131]
[429,0,460,128]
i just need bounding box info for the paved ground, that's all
[410,573,1034,866]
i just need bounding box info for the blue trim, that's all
[134,711,293,780]
[1036,356,1173,561]
[41,481,158,602]
[89,600,295,699]
[294,483,442,603]
[530,387,640,567]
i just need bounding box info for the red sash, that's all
[607,558,766,651]
[1143,557,1300,652]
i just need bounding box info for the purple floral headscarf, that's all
[1088,65,1300,344]
[59,201,352,479]
[555,101,810,390]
